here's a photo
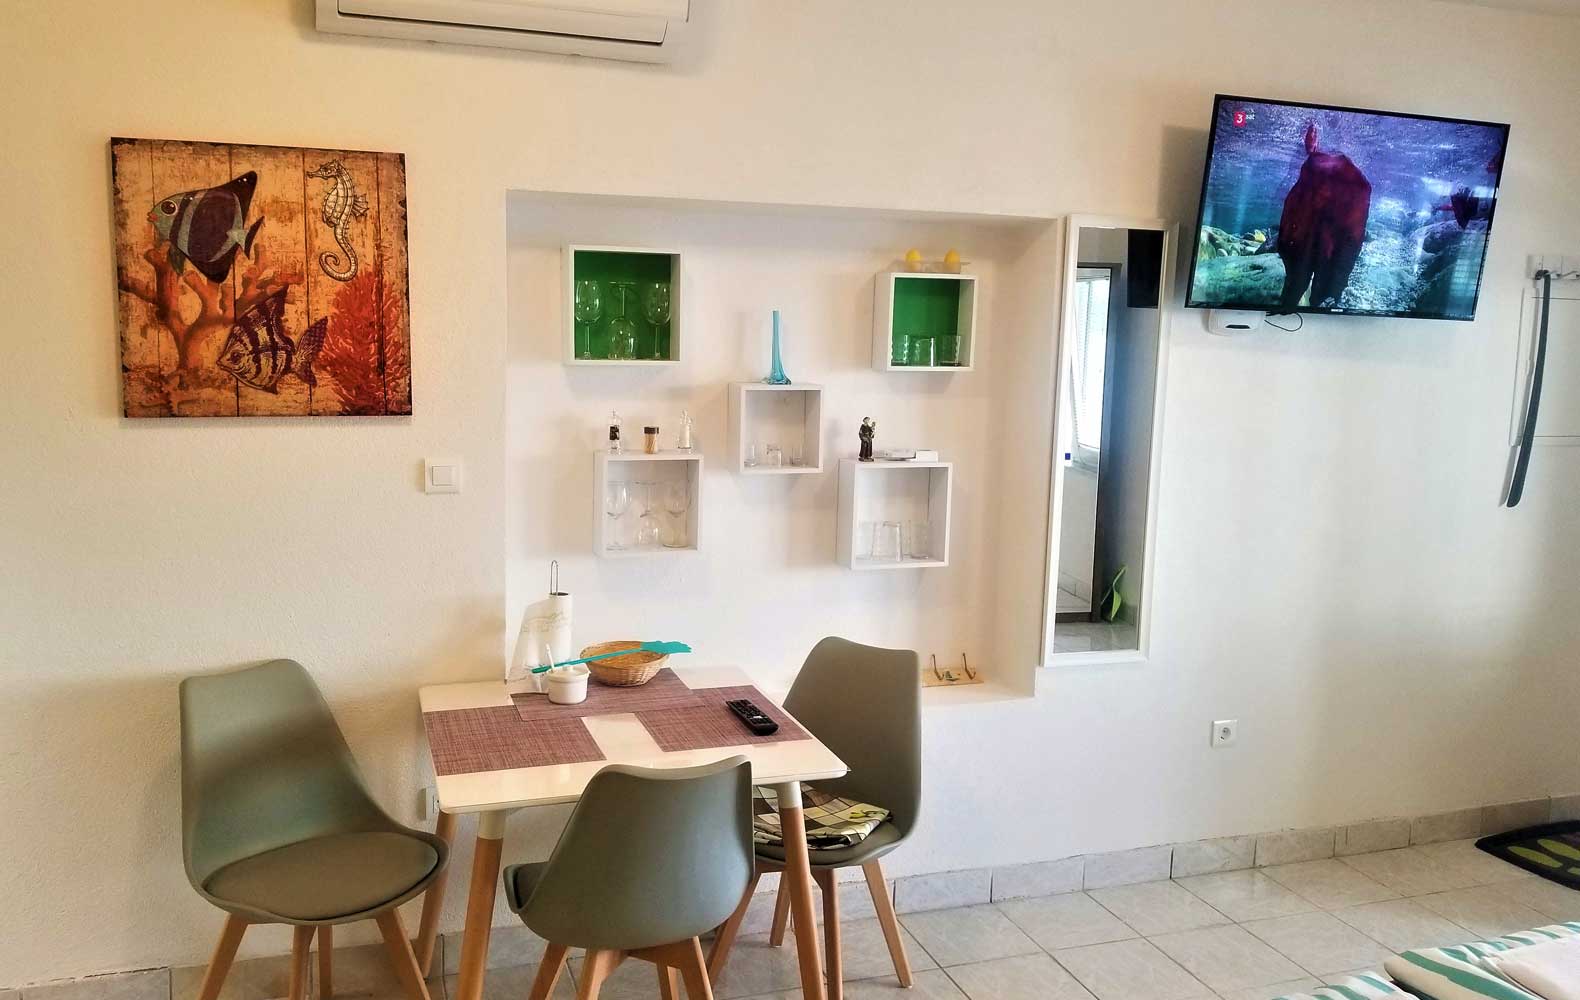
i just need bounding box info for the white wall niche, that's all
[836,458,952,569]
[594,451,702,556]
[727,382,823,474]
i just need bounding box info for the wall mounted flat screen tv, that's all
[1185,95,1510,320]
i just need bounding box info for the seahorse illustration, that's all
[305,159,368,282]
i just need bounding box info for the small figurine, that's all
[858,417,876,462]
[675,409,694,451]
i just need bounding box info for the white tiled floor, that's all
[403,839,1560,1000]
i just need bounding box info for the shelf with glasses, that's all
[564,245,680,366]
[727,382,823,475]
[594,451,701,557]
[836,458,952,570]
[871,271,978,372]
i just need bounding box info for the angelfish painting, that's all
[111,137,412,417]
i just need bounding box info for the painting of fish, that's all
[112,137,411,418]
[216,289,328,393]
[149,171,265,284]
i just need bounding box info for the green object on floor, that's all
[530,640,692,673]
[1098,565,1127,622]
[1477,821,1580,890]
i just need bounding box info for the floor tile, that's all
[1339,848,1478,897]
[894,870,992,913]
[898,904,1040,968]
[1240,911,1393,977]
[1329,899,1473,952]
[1176,871,1317,923]
[445,960,573,1000]
[824,917,938,982]
[1052,938,1212,1000]
[1414,885,1551,938]
[1414,839,1532,885]
[1148,924,1307,993]
[21,971,170,1000]
[172,952,297,1000]
[995,892,1137,951]
[1263,860,1398,909]
[1216,978,1323,1000]
[1089,881,1229,936]
[1494,877,1580,922]
[943,953,1096,1000]
[441,923,552,975]
[844,969,967,998]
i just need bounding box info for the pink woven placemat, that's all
[423,706,604,776]
[511,668,703,721]
[636,685,809,752]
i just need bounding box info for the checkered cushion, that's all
[752,784,889,849]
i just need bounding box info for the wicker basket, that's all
[581,640,667,687]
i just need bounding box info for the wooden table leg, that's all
[415,809,457,977]
[453,811,508,1000]
[772,781,826,1000]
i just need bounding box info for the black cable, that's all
[1506,270,1553,508]
[1264,313,1304,333]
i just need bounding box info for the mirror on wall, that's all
[1048,222,1170,659]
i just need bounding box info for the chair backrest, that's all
[784,636,921,838]
[179,659,389,890]
[522,756,754,951]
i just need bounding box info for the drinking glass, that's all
[641,281,671,360]
[936,333,962,366]
[635,481,662,548]
[788,442,804,467]
[744,443,758,468]
[906,521,932,560]
[662,479,690,548]
[603,480,632,550]
[892,332,911,366]
[871,520,902,562]
[572,279,602,360]
[908,335,936,367]
[606,282,638,361]
[764,443,783,468]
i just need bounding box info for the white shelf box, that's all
[594,451,702,557]
[836,458,952,569]
[871,271,978,372]
[564,244,681,366]
[727,382,824,475]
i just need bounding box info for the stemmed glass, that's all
[642,282,671,360]
[604,480,632,550]
[662,479,690,548]
[635,481,663,549]
[606,282,638,361]
[573,280,602,360]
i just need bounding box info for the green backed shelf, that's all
[871,271,978,372]
[564,245,681,365]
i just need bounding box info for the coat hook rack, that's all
[921,651,985,687]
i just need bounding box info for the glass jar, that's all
[936,333,962,366]
[644,426,660,455]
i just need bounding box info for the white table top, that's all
[420,666,849,814]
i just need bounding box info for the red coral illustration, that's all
[316,266,410,415]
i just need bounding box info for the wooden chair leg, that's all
[657,965,680,1000]
[862,860,911,987]
[375,909,432,1000]
[317,925,333,1000]
[576,949,623,1000]
[814,871,842,1000]
[288,926,314,1000]
[415,809,457,977]
[526,943,568,1000]
[196,915,249,1000]
[674,938,714,1000]
[767,877,792,947]
[705,870,760,984]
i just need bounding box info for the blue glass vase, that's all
[764,309,791,385]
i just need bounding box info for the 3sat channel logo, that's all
[1232,109,1249,128]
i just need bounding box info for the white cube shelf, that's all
[564,244,681,366]
[836,458,952,569]
[871,271,978,372]
[594,451,702,557]
[727,382,824,474]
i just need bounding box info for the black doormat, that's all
[1477,821,1580,889]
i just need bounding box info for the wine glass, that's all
[604,480,631,550]
[573,280,602,360]
[606,282,638,361]
[635,481,662,548]
[662,479,690,548]
[642,282,671,360]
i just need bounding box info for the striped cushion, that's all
[1272,972,1410,999]
[1385,923,1580,1000]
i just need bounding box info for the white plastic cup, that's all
[547,664,590,705]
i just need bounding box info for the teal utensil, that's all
[531,641,692,674]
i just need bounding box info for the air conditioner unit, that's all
[315,0,690,64]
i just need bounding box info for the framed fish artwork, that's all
[110,137,412,417]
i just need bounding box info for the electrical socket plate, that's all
[420,785,440,820]
[1211,719,1238,748]
[1527,254,1580,280]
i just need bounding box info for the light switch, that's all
[424,458,462,494]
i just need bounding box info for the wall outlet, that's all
[1211,719,1238,748]
[419,785,440,820]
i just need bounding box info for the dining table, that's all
[412,665,849,1000]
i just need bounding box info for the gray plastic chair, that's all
[707,637,920,999]
[180,659,449,1000]
[504,756,754,1000]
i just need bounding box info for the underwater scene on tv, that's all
[1188,97,1508,320]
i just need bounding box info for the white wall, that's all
[5,0,1580,986]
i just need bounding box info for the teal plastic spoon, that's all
[530,640,692,674]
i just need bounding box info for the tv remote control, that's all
[726,698,779,736]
